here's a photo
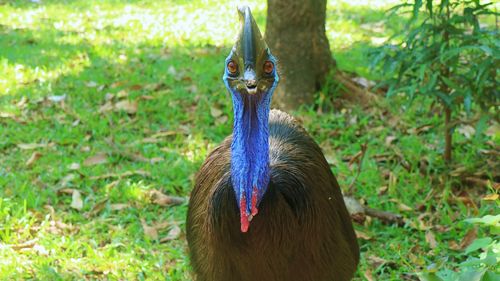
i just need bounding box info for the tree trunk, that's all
[265,0,334,110]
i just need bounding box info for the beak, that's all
[243,68,258,94]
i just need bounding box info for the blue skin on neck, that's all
[222,54,279,221]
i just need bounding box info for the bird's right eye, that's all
[227,61,238,75]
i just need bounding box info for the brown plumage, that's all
[187,109,359,281]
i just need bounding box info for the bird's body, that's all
[186,6,359,281]
[187,110,359,281]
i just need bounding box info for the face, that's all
[224,48,277,95]
[223,46,278,96]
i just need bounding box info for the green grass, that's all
[1,0,498,280]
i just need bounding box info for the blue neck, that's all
[229,91,272,216]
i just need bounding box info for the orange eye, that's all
[227,61,238,74]
[263,61,274,74]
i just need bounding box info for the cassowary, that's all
[186,6,359,281]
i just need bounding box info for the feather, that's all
[187,110,359,281]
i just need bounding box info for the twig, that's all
[346,143,368,195]
[364,207,404,226]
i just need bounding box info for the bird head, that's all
[223,6,278,96]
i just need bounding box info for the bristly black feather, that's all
[187,109,359,281]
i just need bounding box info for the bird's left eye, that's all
[263,61,274,74]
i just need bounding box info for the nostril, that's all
[246,80,257,89]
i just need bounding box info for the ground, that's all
[0,0,498,280]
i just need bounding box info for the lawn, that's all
[0,0,498,280]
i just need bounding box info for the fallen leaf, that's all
[482,193,498,201]
[116,90,128,99]
[215,115,228,125]
[114,100,138,114]
[457,125,475,139]
[363,268,375,281]
[355,230,373,240]
[141,219,158,240]
[59,174,76,187]
[8,238,39,250]
[110,203,130,211]
[160,225,181,242]
[385,135,397,146]
[68,163,80,170]
[89,170,151,180]
[129,84,143,91]
[398,202,413,212]
[83,153,108,166]
[367,255,388,268]
[147,189,186,206]
[26,152,42,167]
[17,143,52,150]
[86,199,108,217]
[210,107,223,118]
[99,101,114,113]
[85,81,98,88]
[425,231,438,249]
[47,94,66,102]
[459,228,477,250]
[150,157,164,164]
[70,190,84,210]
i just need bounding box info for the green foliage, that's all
[371,0,499,162]
[374,0,499,110]
[418,215,500,281]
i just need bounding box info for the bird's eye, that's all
[263,61,274,74]
[227,61,238,75]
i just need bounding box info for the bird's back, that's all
[187,109,359,281]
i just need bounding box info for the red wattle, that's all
[251,186,259,216]
[240,194,249,233]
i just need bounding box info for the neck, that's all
[230,91,272,230]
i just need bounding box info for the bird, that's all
[186,6,359,281]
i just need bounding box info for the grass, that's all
[0,0,498,280]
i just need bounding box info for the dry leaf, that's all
[425,231,438,249]
[71,190,84,210]
[59,174,76,187]
[363,268,375,281]
[17,143,51,150]
[26,152,42,167]
[457,125,475,139]
[215,115,228,125]
[85,81,98,88]
[482,193,499,201]
[114,100,138,114]
[68,163,80,170]
[116,90,129,98]
[47,94,66,102]
[385,135,397,146]
[355,230,373,240]
[160,225,181,242]
[110,203,130,211]
[83,153,108,166]
[148,189,186,206]
[150,157,164,164]
[141,219,158,240]
[8,238,39,250]
[99,101,114,113]
[459,228,477,250]
[367,255,388,268]
[86,199,108,217]
[398,202,413,212]
[210,107,223,118]
[89,170,151,180]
